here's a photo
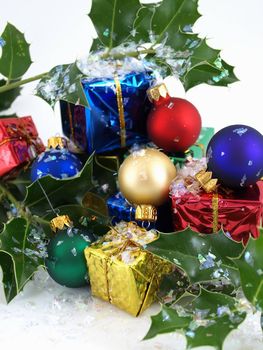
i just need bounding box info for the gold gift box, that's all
[84,222,173,317]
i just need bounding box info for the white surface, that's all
[0,269,262,350]
[0,0,263,349]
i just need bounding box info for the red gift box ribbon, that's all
[0,123,43,156]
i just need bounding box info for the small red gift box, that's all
[0,116,45,177]
[171,181,263,243]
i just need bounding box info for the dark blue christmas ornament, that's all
[207,125,263,188]
[31,137,82,181]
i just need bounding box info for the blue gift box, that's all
[60,71,154,154]
[107,192,136,225]
[107,192,174,232]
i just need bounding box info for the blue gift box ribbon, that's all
[61,70,153,154]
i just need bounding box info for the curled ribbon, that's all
[195,169,218,193]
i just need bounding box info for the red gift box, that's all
[0,116,45,177]
[171,181,263,243]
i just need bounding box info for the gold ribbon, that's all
[195,169,218,193]
[212,193,219,232]
[114,74,126,148]
[67,103,75,143]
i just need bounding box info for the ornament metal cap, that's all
[135,204,158,222]
[50,215,72,233]
[147,83,169,102]
[48,136,67,149]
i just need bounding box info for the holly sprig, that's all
[144,229,263,349]
[0,156,113,302]
[0,0,237,113]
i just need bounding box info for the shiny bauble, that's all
[118,148,176,206]
[207,124,263,188]
[31,145,82,181]
[45,227,96,288]
[147,97,202,152]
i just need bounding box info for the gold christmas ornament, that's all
[118,148,176,221]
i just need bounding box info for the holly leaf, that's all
[0,23,32,80]
[144,288,246,350]
[89,0,142,50]
[137,0,237,90]
[36,63,88,108]
[0,79,21,112]
[151,0,201,46]
[0,218,45,303]
[146,228,243,287]
[182,39,238,90]
[232,231,263,311]
[24,156,94,216]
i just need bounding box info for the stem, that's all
[0,72,49,94]
[0,182,50,227]
[32,216,50,226]
[101,48,156,60]
[0,48,156,95]
[0,182,22,212]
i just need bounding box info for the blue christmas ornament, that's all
[31,137,82,181]
[207,125,263,188]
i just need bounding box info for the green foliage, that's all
[0,23,32,80]
[0,1,238,110]
[0,79,20,111]
[147,228,243,287]
[0,156,114,303]
[0,218,45,303]
[144,230,263,347]
[24,156,94,215]
[90,0,142,50]
[90,0,238,90]
[232,230,263,311]
[36,63,89,108]
[145,288,246,350]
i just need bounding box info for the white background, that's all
[0,1,263,349]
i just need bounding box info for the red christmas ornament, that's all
[147,84,202,153]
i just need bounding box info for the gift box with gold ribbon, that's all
[0,116,45,177]
[84,222,173,316]
[60,69,154,155]
[170,158,263,243]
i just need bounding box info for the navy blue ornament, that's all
[31,137,82,181]
[207,125,263,188]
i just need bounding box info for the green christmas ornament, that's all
[45,215,96,288]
